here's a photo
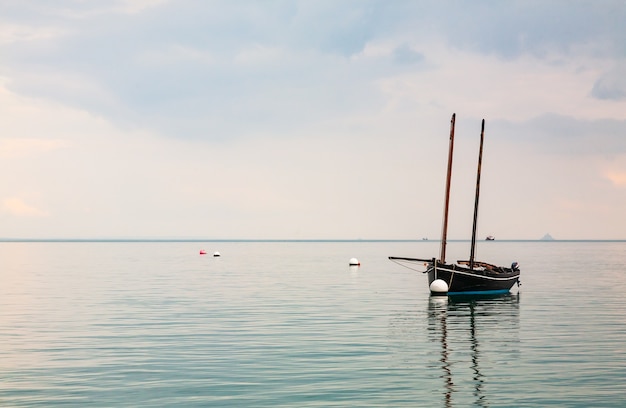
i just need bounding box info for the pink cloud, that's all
[605,171,626,187]
[2,198,48,217]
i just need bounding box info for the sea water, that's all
[1,240,625,407]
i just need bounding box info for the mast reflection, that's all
[427,294,520,407]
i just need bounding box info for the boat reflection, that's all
[428,293,520,407]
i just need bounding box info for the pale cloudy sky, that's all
[1,0,625,240]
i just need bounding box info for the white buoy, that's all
[213,251,221,257]
[349,257,360,266]
[429,279,449,295]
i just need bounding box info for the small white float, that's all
[213,251,221,257]
[429,279,449,296]
[349,257,360,266]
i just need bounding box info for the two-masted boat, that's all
[389,114,520,295]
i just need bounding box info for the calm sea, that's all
[1,240,625,407]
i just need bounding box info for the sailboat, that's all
[389,114,521,295]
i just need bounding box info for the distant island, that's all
[541,233,555,241]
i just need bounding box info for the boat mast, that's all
[469,119,485,270]
[439,113,455,264]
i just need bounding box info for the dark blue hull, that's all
[427,263,520,295]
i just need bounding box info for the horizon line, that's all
[1,238,625,243]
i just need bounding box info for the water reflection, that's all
[428,294,520,407]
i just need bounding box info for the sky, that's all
[1,0,626,240]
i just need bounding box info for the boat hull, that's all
[428,263,519,295]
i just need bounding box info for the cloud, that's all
[392,44,425,65]
[2,198,48,217]
[6,0,169,19]
[591,63,626,100]
[0,24,68,45]
[2,1,625,143]
[494,114,626,156]
[1,1,385,139]
[1,1,626,239]
[605,171,626,187]
[0,138,67,158]
[429,1,626,59]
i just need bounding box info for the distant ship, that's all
[486,235,495,241]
